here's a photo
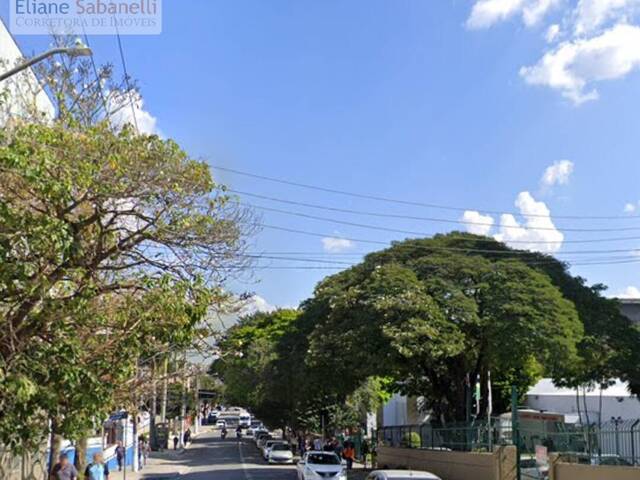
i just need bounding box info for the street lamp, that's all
[0,40,93,82]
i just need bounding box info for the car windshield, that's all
[307,454,340,465]
[272,444,290,451]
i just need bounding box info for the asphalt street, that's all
[178,430,298,480]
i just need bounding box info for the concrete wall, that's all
[376,445,518,480]
[552,462,640,480]
[0,18,54,125]
[0,445,48,480]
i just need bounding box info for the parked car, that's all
[253,429,268,440]
[256,434,274,449]
[267,442,294,464]
[297,451,346,480]
[366,471,441,480]
[520,459,549,479]
[216,420,226,429]
[262,440,286,459]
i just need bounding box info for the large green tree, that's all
[303,233,584,423]
[0,48,253,451]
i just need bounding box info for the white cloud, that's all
[466,0,559,29]
[574,0,640,36]
[546,23,561,42]
[322,236,355,253]
[624,202,637,212]
[108,90,160,135]
[520,23,640,104]
[494,191,564,253]
[616,286,640,298]
[541,160,574,187]
[241,294,277,315]
[461,210,495,235]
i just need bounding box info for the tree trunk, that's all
[74,435,88,479]
[48,419,62,476]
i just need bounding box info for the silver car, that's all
[366,471,442,480]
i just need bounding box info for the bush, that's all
[401,432,421,448]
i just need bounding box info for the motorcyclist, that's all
[236,426,242,439]
[221,426,228,439]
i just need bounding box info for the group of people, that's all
[296,435,363,470]
[51,437,152,480]
[50,452,109,480]
[172,428,192,450]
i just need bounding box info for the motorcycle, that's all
[236,429,242,440]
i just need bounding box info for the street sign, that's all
[108,411,129,422]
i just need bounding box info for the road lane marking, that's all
[238,439,255,480]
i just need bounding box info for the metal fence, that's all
[375,418,640,466]
[375,419,503,453]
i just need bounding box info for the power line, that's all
[231,189,640,233]
[245,207,640,244]
[114,24,139,133]
[254,223,640,256]
[213,165,640,221]
[81,30,110,121]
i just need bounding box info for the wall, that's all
[0,18,54,124]
[526,393,640,422]
[552,462,640,480]
[376,445,518,480]
[0,445,48,480]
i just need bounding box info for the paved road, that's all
[179,430,298,480]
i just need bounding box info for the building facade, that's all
[0,18,54,125]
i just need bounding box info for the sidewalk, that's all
[109,427,210,479]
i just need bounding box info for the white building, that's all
[526,378,640,423]
[0,17,54,125]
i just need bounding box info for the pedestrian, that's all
[313,437,322,451]
[50,453,78,480]
[323,438,335,452]
[114,441,125,471]
[343,442,355,470]
[298,434,305,455]
[142,440,150,466]
[334,439,344,459]
[84,452,110,480]
[137,440,144,469]
[173,435,179,450]
[361,439,370,468]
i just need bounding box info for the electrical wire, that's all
[212,165,640,221]
[114,24,139,133]
[244,206,640,245]
[230,189,640,233]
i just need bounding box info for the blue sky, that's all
[4,0,640,308]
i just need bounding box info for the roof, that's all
[527,378,632,398]
[372,471,441,479]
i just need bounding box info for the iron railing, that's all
[375,418,640,466]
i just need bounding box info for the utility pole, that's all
[194,369,200,435]
[512,386,521,480]
[179,352,187,448]
[160,355,168,423]
[151,358,158,450]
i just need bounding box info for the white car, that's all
[268,443,294,464]
[216,420,226,429]
[366,471,442,480]
[297,451,346,480]
[262,440,286,459]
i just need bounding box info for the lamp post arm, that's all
[0,47,70,83]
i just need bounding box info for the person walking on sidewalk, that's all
[343,442,355,470]
[50,453,78,480]
[173,435,179,450]
[114,441,125,471]
[85,453,110,480]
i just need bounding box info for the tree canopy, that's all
[215,233,640,429]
